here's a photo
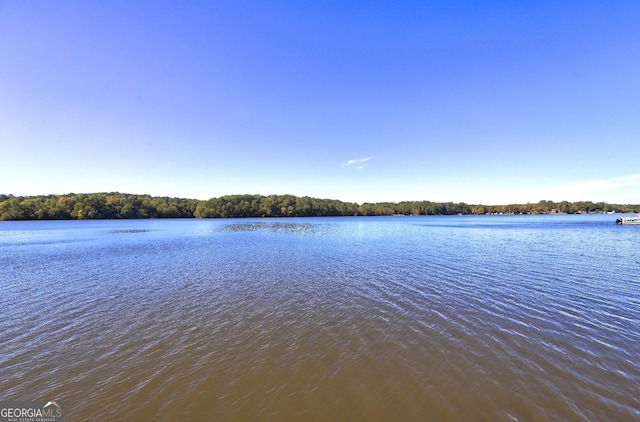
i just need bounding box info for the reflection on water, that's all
[218,221,322,236]
[0,216,639,421]
[112,229,155,234]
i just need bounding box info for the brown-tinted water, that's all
[1,216,638,420]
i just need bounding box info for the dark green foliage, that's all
[0,193,198,220]
[0,193,637,220]
[477,200,636,215]
[193,194,359,218]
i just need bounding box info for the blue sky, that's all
[1,1,639,204]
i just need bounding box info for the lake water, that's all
[1,215,638,421]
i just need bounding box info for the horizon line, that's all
[1,191,638,207]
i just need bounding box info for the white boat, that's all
[615,214,640,225]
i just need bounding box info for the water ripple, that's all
[1,216,638,420]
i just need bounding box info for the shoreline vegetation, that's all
[0,192,638,221]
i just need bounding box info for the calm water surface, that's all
[1,215,638,421]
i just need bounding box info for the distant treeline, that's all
[0,193,637,221]
[0,193,198,220]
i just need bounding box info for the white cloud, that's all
[535,174,640,202]
[462,173,640,205]
[342,156,373,170]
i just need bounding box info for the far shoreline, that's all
[1,192,638,221]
